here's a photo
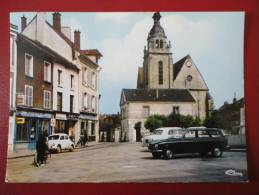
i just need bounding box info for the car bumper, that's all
[150,149,163,153]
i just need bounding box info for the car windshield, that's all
[48,135,59,140]
[153,129,163,135]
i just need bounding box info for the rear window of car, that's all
[154,130,163,135]
[209,130,222,138]
[184,130,196,138]
[168,130,185,136]
[48,135,59,140]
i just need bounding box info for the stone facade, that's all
[120,12,213,142]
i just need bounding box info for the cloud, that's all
[95,12,131,24]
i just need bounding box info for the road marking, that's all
[122,165,137,168]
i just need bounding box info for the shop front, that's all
[15,110,51,150]
[79,113,98,142]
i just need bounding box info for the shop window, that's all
[44,61,51,82]
[25,85,33,106]
[44,90,51,109]
[25,53,33,77]
[16,120,29,141]
[91,122,95,135]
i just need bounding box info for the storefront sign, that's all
[67,114,79,120]
[16,94,24,106]
[16,117,25,124]
[16,111,52,119]
[55,113,67,120]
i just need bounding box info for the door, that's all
[182,130,198,153]
[196,130,211,153]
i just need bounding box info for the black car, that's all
[148,128,228,159]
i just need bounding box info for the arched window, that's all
[160,40,163,48]
[158,61,163,85]
[155,40,159,48]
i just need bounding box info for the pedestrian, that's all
[36,133,47,167]
[83,132,88,146]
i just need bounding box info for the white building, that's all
[8,24,18,152]
[120,12,213,142]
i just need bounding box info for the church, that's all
[120,12,214,142]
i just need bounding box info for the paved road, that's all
[6,143,248,183]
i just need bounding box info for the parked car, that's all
[148,128,228,159]
[142,127,185,147]
[47,133,75,153]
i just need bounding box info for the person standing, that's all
[36,133,47,167]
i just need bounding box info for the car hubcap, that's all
[214,148,221,156]
[166,150,173,159]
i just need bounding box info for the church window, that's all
[143,106,150,117]
[155,40,159,48]
[158,61,163,85]
[160,40,163,48]
[187,75,193,82]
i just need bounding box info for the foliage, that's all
[144,115,166,132]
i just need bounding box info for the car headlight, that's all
[155,144,158,149]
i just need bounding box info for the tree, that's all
[144,115,166,132]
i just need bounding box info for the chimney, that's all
[53,12,61,32]
[21,16,27,32]
[74,30,81,50]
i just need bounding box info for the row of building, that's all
[9,13,102,152]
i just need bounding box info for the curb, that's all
[8,143,101,159]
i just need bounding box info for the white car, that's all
[142,127,185,147]
[47,133,75,153]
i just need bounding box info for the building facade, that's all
[120,12,213,142]
[10,12,102,153]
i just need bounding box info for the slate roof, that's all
[122,88,195,103]
[18,34,80,71]
[148,12,167,40]
[173,54,190,80]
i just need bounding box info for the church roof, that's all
[148,12,167,40]
[173,54,190,80]
[122,88,195,103]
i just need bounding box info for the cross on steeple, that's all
[152,12,161,23]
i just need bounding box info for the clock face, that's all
[186,60,192,67]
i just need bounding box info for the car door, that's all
[60,135,65,149]
[182,130,198,153]
[196,130,210,153]
[64,135,70,149]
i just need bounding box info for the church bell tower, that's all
[142,12,173,89]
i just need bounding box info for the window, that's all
[91,96,96,112]
[92,72,96,89]
[173,106,180,114]
[25,53,33,77]
[44,90,51,109]
[82,67,87,85]
[198,130,210,138]
[70,95,74,113]
[44,61,51,82]
[16,118,30,141]
[187,75,193,82]
[143,106,150,117]
[158,61,163,85]
[25,85,33,106]
[209,130,222,138]
[91,122,95,135]
[70,75,74,89]
[60,136,64,140]
[185,130,196,138]
[58,70,62,85]
[155,40,159,48]
[57,92,62,111]
[83,93,88,109]
[160,40,163,48]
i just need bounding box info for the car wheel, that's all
[212,147,222,157]
[152,152,161,159]
[164,149,174,159]
[69,145,74,152]
[57,145,62,153]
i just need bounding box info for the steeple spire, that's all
[152,12,161,24]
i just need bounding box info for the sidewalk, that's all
[7,142,101,159]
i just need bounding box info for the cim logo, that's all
[225,169,243,177]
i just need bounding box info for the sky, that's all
[10,12,244,114]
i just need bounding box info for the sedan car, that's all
[47,133,75,153]
[148,128,228,159]
[142,127,185,147]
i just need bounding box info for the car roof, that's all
[187,127,206,130]
[156,127,184,131]
[48,133,68,136]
